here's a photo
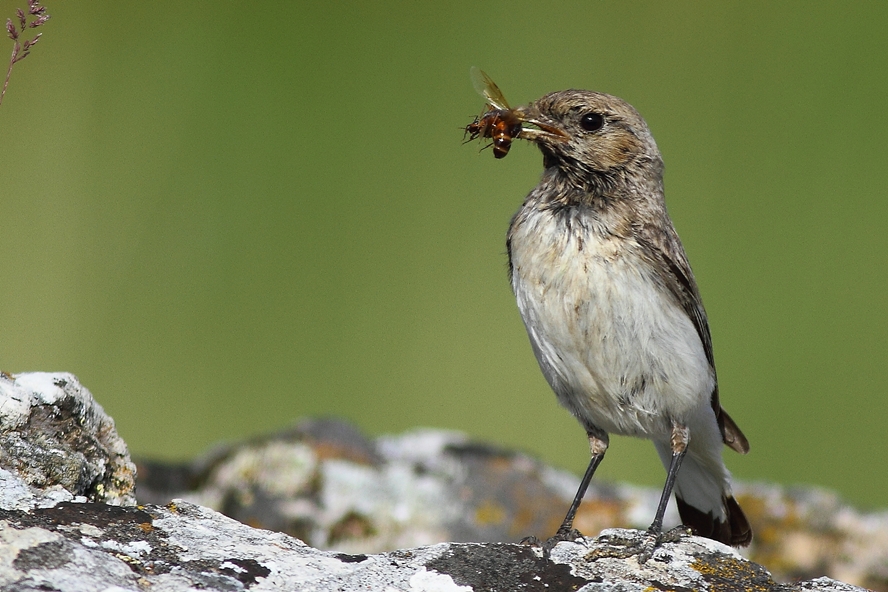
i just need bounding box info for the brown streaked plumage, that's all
[470,80,751,558]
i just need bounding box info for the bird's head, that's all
[514,90,663,192]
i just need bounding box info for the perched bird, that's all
[470,81,752,557]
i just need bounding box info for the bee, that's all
[465,67,523,159]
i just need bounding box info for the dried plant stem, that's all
[0,1,50,108]
[1,42,20,106]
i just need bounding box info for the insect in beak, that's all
[513,111,570,144]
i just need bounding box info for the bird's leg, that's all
[523,430,608,556]
[628,422,690,562]
[590,422,692,564]
[649,422,689,535]
[556,431,609,538]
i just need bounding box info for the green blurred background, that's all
[1,2,886,508]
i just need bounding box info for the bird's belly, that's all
[510,211,714,438]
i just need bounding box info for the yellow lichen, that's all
[691,555,775,592]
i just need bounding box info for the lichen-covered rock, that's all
[0,500,867,592]
[0,372,136,508]
[136,419,888,589]
[0,374,880,590]
[136,419,669,554]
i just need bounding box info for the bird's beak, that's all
[514,107,569,144]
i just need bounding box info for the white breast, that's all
[509,205,714,440]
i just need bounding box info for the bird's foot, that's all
[588,526,692,564]
[520,526,586,559]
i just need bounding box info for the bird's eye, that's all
[580,113,604,132]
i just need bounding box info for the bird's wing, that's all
[636,224,749,454]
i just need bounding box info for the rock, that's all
[0,372,136,509]
[0,372,880,590]
[0,500,867,591]
[137,418,888,589]
[136,418,662,553]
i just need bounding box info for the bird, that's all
[473,84,753,558]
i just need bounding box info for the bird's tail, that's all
[654,441,752,547]
[675,489,751,546]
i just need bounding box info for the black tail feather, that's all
[676,495,752,547]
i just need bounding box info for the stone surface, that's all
[136,418,668,554]
[0,371,136,509]
[137,418,888,589]
[0,500,868,591]
[0,372,881,590]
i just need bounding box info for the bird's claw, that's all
[587,526,692,564]
[520,527,586,559]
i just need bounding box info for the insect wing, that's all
[470,67,511,111]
